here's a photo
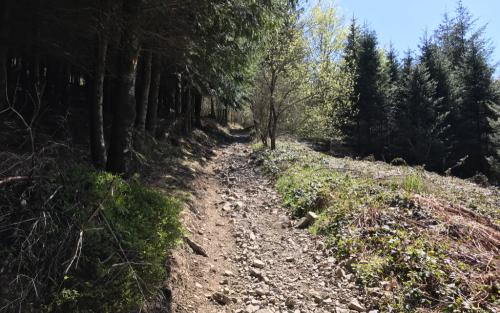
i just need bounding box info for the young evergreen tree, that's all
[356,28,386,156]
[339,18,361,145]
[419,35,454,171]
[383,44,401,154]
[391,60,443,165]
[386,44,400,84]
[453,39,500,177]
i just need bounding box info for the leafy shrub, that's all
[276,165,333,217]
[0,167,183,312]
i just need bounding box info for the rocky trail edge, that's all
[167,140,367,313]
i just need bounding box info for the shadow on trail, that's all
[147,119,253,194]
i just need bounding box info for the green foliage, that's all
[401,170,426,194]
[0,166,183,313]
[332,2,500,181]
[276,165,333,216]
[256,141,498,312]
[51,168,183,312]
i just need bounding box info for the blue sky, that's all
[332,0,500,77]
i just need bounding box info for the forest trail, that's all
[168,139,364,313]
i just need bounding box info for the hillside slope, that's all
[254,139,499,312]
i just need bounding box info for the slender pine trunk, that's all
[0,3,9,109]
[89,35,108,169]
[183,87,192,134]
[194,92,202,128]
[210,97,215,118]
[135,50,152,133]
[107,0,141,174]
[175,73,182,117]
[146,53,161,136]
[270,106,277,150]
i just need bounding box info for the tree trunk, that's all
[0,2,10,109]
[222,104,228,126]
[183,87,192,134]
[135,50,152,133]
[210,97,215,118]
[61,63,72,113]
[194,92,202,128]
[268,71,277,150]
[175,73,182,117]
[146,53,161,136]
[89,35,108,169]
[107,0,141,174]
[270,106,277,150]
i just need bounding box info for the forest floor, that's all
[163,126,499,313]
[166,135,369,313]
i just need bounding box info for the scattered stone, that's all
[348,298,366,312]
[250,268,264,280]
[252,259,265,269]
[335,267,346,279]
[173,144,369,312]
[211,292,231,305]
[295,211,318,229]
[285,297,297,308]
[255,286,270,296]
[223,270,234,277]
[249,232,256,241]
[246,304,260,313]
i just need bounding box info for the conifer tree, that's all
[453,39,500,177]
[339,18,361,144]
[356,28,386,156]
[391,59,443,165]
[419,35,454,170]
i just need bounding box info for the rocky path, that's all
[168,142,366,313]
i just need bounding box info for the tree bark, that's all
[270,105,277,150]
[193,92,202,128]
[210,97,215,118]
[175,73,182,117]
[135,50,152,133]
[146,53,161,136]
[183,86,192,134]
[0,2,10,109]
[268,71,277,150]
[107,0,142,174]
[89,35,108,169]
[222,104,228,126]
[61,64,72,113]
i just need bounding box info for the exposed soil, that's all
[168,141,365,313]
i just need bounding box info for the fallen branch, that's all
[0,176,30,186]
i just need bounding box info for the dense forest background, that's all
[249,1,500,183]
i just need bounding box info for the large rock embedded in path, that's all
[184,237,208,257]
[295,211,319,229]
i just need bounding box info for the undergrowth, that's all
[0,166,183,312]
[254,140,499,313]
